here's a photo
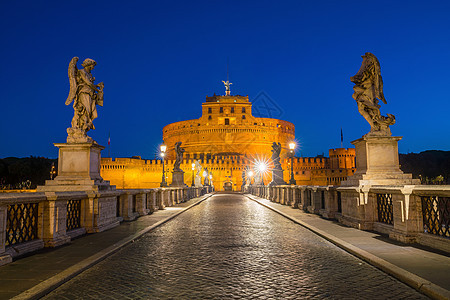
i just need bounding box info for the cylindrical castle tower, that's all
[163,94,295,161]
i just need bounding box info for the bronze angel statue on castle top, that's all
[65,57,104,142]
[350,52,395,136]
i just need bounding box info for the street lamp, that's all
[160,144,167,187]
[191,163,195,187]
[289,142,296,185]
[203,170,208,186]
[50,162,56,180]
[209,174,213,187]
[258,162,267,186]
[248,170,254,186]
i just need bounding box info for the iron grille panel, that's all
[337,192,342,213]
[421,196,450,238]
[66,199,81,231]
[6,203,39,247]
[321,191,325,209]
[377,193,393,225]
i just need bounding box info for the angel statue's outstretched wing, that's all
[65,57,79,106]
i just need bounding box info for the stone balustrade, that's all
[245,184,450,253]
[0,186,212,266]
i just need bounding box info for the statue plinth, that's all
[37,141,115,192]
[170,170,187,187]
[194,175,203,187]
[269,167,287,186]
[341,135,419,186]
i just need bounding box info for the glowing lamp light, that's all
[289,142,296,150]
[209,174,212,179]
[203,171,207,177]
[258,162,267,172]
[248,171,254,177]
[160,144,167,153]
[192,163,195,170]
[160,152,165,158]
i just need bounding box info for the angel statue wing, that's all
[373,57,387,105]
[65,57,79,106]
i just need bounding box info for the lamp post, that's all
[203,170,208,186]
[160,144,167,187]
[209,174,213,188]
[258,162,266,186]
[248,170,254,186]
[289,142,296,185]
[191,163,195,187]
[50,162,56,180]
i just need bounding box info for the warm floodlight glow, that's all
[160,152,165,157]
[209,174,212,179]
[192,163,195,169]
[248,171,254,177]
[258,162,267,172]
[203,171,207,177]
[289,142,296,150]
[160,144,167,153]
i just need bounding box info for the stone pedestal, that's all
[269,168,287,186]
[38,142,115,192]
[170,170,187,187]
[194,175,203,187]
[342,135,419,187]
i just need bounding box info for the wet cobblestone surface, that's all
[44,194,428,299]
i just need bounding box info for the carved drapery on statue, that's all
[65,57,104,143]
[351,53,395,136]
[271,142,282,170]
[173,142,185,171]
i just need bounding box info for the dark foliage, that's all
[0,156,57,189]
[399,150,450,184]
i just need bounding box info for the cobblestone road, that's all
[44,194,428,299]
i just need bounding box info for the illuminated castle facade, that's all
[101,91,355,190]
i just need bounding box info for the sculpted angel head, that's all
[82,58,97,70]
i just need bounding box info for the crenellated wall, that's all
[101,147,356,191]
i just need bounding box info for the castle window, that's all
[208,115,212,120]
[242,107,246,113]
[231,107,234,113]
[225,118,230,125]
[208,107,212,113]
[242,115,246,119]
[220,107,223,113]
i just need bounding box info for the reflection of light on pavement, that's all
[164,207,184,211]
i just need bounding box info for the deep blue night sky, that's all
[1,0,449,159]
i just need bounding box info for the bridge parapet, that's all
[246,184,450,253]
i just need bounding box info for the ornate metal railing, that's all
[421,196,450,238]
[6,203,39,247]
[66,199,81,231]
[377,193,393,225]
[337,191,342,213]
[321,190,325,209]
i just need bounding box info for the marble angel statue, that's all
[65,57,104,142]
[350,52,395,136]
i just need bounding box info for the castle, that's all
[101,88,355,190]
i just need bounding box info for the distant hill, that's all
[399,150,450,184]
[0,157,57,189]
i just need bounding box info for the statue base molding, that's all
[170,170,187,187]
[341,135,419,187]
[268,169,287,186]
[37,142,115,192]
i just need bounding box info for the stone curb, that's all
[245,194,450,300]
[11,194,214,300]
